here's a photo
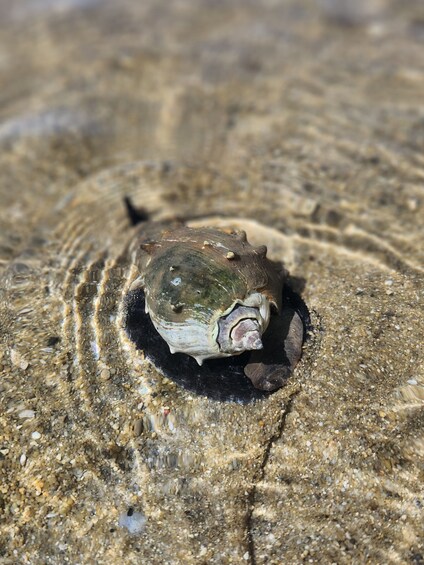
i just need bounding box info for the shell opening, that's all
[217,302,269,354]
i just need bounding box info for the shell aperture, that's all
[217,300,270,353]
[136,226,282,366]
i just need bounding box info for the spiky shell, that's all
[133,226,283,365]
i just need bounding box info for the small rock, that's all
[133,419,143,437]
[19,410,35,419]
[100,368,111,381]
[118,508,146,534]
[20,453,27,466]
[46,336,60,347]
[10,349,29,370]
[407,198,419,211]
[31,431,41,440]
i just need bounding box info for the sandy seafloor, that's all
[0,1,423,563]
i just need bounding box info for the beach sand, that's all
[0,1,423,563]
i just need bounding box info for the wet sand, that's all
[0,1,423,563]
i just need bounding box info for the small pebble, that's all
[100,368,111,381]
[118,509,146,534]
[226,251,236,260]
[10,349,29,370]
[133,419,143,437]
[46,336,60,347]
[18,307,33,315]
[20,454,27,466]
[407,198,418,211]
[31,431,41,440]
[19,410,35,419]
[407,379,418,385]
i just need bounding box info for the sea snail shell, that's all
[132,226,283,366]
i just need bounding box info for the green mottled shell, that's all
[135,226,283,362]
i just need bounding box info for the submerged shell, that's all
[133,226,283,366]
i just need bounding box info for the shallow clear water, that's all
[1,1,424,563]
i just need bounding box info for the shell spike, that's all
[233,230,247,242]
[255,245,267,257]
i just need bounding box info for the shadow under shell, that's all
[124,285,310,404]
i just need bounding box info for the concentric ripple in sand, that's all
[1,1,424,563]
